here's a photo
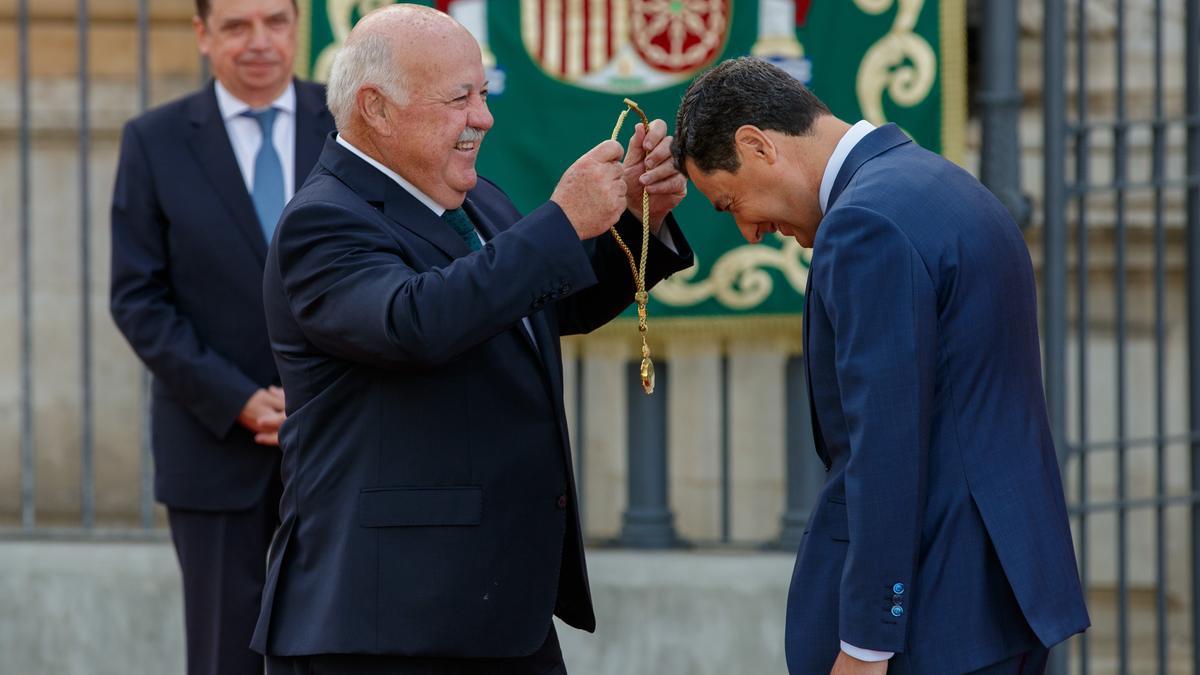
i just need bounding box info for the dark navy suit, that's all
[251,136,692,666]
[109,79,333,675]
[785,125,1089,674]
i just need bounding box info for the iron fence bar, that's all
[1068,431,1200,454]
[1073,0,1090,668]
[1185,0,1200,670]
[1070,176,1200,193]
[1152,0,1168,671]
[1042,0,1068,666]
[1112,2,1130,670]
[1067,114,1200,133]
[1042,0,1067,463]
[978,0,1028,225]
[721,354,731,544]
[777,355,816,551]
[18,0,35,532]
[137,0,155,531]
[78,0,95,531]
[1068,491,1200,516]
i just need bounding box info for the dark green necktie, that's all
[442,208,482,252]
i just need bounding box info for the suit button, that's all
[891,606,904,618]
[892,583,905,595]
[557,494,567,510]
[559,283,571,294]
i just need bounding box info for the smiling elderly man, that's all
[250,5,692,674]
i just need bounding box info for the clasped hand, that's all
[238,385,286,447]
[551,118,687,240]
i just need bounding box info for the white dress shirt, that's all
[819,120,876,215]
[816,119,893,665]
[215,80,297,202]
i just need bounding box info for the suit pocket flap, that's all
[823,499,850,542]
[357,486,483,527]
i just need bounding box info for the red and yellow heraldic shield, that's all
[520,0,730,93]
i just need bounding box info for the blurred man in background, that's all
[109,0,333,672]
[250,5,691,673]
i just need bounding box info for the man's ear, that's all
[733,125,778,166]
[192,16,211,57]
[357,87,391,136]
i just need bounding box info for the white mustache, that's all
[457,128,485,144]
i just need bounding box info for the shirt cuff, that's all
[840,641,894,662]
[654,221,678,253]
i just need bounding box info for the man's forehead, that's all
[210,0,293,18]
[684,163,724,193]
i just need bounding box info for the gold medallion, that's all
[610,99,654,395]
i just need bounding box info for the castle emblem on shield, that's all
[518,0,731,93]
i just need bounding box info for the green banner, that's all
[298,1,964,329]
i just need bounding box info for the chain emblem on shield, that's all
[629,0,728,73]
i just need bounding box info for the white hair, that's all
[326,30,407,131]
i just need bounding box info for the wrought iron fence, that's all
[1043,0,1200,673]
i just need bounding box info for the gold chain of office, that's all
[609,98,655,395]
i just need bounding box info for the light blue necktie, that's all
[243,108,285,241]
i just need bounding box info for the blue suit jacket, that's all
[250,136,693,656]
[785,125,1089,674]
[109,79,333,510]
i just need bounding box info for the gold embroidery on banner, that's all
[854,0,937,126]
[652,235,811,310]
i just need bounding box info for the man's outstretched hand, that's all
[622,119,687,232]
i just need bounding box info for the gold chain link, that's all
[609,98,655,394]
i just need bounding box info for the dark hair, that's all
[195,0,298,20]
[672,57,831,177]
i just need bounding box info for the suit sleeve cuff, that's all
[840,641,894,662]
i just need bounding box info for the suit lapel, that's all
[463,197,551,366]
[317,137,469,260]
[185,81,268,263]
[383,185,471,259]
[293,80,331,191]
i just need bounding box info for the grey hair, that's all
[326,30,407,130]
